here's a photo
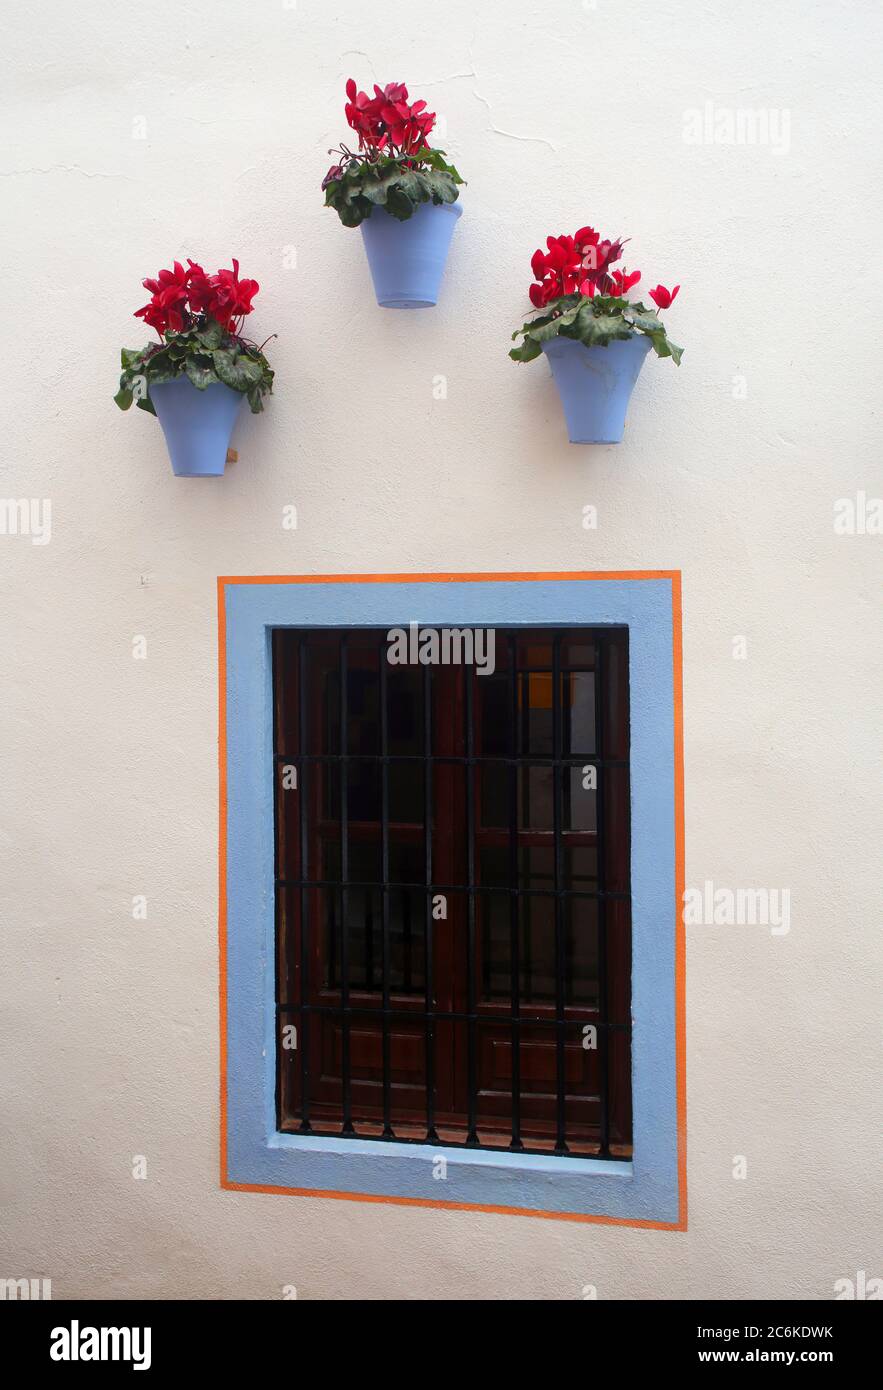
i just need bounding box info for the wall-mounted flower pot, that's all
[360,201,463,308]
[149,377,244,476]
[541,334,652,444]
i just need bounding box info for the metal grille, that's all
[273,626,632,1158]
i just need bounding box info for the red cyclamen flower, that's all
[345,78,386,148]
[528,234,584,304]
[184,260,215,314]
[210,258,260,329]
[529,226,634,304]
[135,260,190,333]
[133,258,259,338]
[607,268,642,298]
[344,79,436,154]
[134,298,169,335]
[648,283,679,310]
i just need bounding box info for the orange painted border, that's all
[217,571,687,1231]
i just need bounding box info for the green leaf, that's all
[555,303,584,328]
[649,334,684,365]
[197,317,225,350]
[385,186,416,220]
[396,170,424,202]
[185,355,218,390]
[114,385,133,410]
[121,348,143,371]
[512,310,555,341]
[626,309,664,334]
[213,349,264,392]
[143,366,177,386]
[361,171,398,205]
[424,170,460,204]
[582,312,632,347]
[342,201,369,227]
[528,305,582,344]
[239,357,264,385]
[144,347,172,376]
[509,337,543,363]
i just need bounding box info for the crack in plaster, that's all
[0,165,134,180]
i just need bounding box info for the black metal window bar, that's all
[273,626,632,1159]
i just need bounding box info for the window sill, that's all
[224,1129,643,1223]
[271,1132,632,1181]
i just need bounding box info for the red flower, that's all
[343,79,436,155]
[524,224,678,335]
[209,259,260,329]
[345,79,386,148]
[141,261,188,305]
[134,297,169,336]
[648,283,680,310]
[184,260,214,314]
[373,80,409,110]
[607,268,641,298]
[585,239,629,293]
[574,226,600,252]
[530,247,547,280]
[133,258,260,339]
[529,234,585,303]
[529,278,561,307]
[528,226,637,305]
[135,260,190,333]
[322,162,345,190]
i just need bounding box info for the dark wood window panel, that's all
[272,627,632,1158]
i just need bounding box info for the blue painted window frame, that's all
[220,574,685,1227]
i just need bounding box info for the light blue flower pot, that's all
[541,334,652,444]
[360,200,463,308]
[149,377,244,476]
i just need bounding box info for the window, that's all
[220,573,685,1227]
[272,626,632,1157]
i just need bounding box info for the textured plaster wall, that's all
[1,0,881,1300]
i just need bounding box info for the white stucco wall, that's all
[1,0,881,1300]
